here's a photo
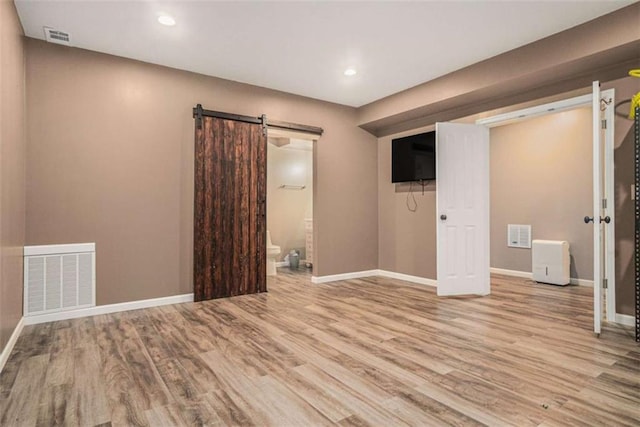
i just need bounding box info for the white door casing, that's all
[602,88,616,324]
[592,81,603,335]
[436,123,490,296]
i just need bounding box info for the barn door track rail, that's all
[193,104,323,136]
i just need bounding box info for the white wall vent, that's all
[24,243,95,317]
[507,224,532,248]
[43,27,71,46]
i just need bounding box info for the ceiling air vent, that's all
[43,27,71,46]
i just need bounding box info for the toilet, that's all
[266,231,281,276]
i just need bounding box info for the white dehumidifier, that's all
[532,240,570,286]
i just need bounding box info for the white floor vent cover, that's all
[24,243,95,316]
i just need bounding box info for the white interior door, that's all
[592,81,603,335]
[436,123,490,296]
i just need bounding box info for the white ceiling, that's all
[14,1,633,107]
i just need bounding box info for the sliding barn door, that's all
[194,116,267,301]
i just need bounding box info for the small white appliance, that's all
[532,240,570,286]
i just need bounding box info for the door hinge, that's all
[602,198,607,209]
[601,119,607,129]
[603,278,608,289]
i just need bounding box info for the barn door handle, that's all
[260,199,266,217]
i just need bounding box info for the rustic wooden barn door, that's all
[194,110,267,301]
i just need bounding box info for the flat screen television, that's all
[391,131,436,183]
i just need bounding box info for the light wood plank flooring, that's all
[1,271,638,426]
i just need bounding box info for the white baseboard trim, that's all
[311,269,436,287]
[311,270,378,284]
[276,261,289,267]
[490,267,593,287]
[569,278,594,287]
[0,317,25,375]
[490,267,531,279]
[614,313,635,327]
[23,293,194,325]
[377,270,436,287]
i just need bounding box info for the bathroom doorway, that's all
[266,129,316,276]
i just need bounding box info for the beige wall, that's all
[378,128,437,278]
[25,39,378,305]
[0,0,26,353]
[490,108,593,280]
[267,143,313,261]
[379,108,595,282]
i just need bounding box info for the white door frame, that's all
[476,88,616,323]
[266,128,319,275]
[592,81,602,335]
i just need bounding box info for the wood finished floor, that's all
[1,270,638,426]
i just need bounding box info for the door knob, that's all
[584,216,611,224]
[440,214,447,221]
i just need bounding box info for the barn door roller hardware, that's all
[192,104,323,136]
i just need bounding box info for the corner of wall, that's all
[0,0,27,356]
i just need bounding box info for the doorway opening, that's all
[478,87,616,330]
[266,128,317,278]
[489,108,593,277]
[192,104,322,300]
[435,85,616,335]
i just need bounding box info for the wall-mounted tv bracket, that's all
[192,104,323,136]
[418,179,430,195]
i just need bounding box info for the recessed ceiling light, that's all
[344,68,357,77]
[158,14,176,26]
